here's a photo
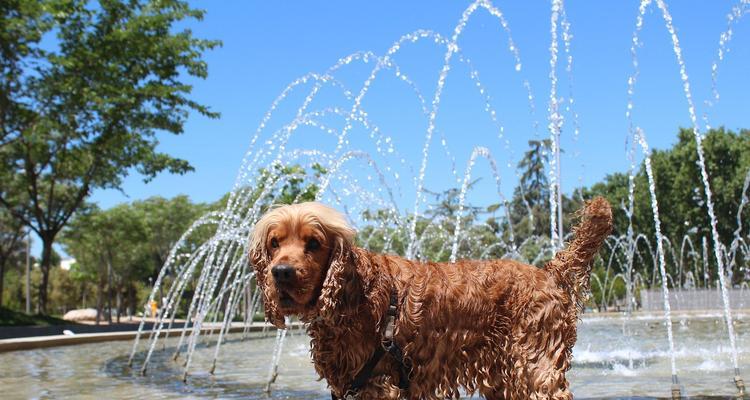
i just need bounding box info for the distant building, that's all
[60,258,76,271]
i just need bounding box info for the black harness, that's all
[331,289,410,400]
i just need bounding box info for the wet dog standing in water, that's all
[249,198,612,399]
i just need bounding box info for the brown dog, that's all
[250,198,612,399]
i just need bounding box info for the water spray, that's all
[120,1,750,397]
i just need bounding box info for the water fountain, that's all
[626,0,747,395]
[73,0,750,398]
[119,0,750,397]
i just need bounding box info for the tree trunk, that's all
[0,260,5,308]
[128,284,136,321]
[106,261,113,324]
[81,281,87,308]
[116,286,122,324]
[95,277,104,326]
[39,237,54,315]
[0,227,24,310]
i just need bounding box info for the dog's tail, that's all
[545,196,612,312]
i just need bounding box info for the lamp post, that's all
[25,229,31,314]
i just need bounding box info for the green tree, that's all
[517,139,551,207]
[213,163,328,217]
[62,204,149,323]
[0,1,50,146]
[509,139,551,240]
[0,209,27,308]
[251,163,327,207]
[62,195,209,321]
[133,195,208,272]
[48,264,80,314]
[66,261,97,309]
[133,195,209,315]
[61,206,108,322]
[507,139,581,245]
[0,0,219,313]
[586,127,750,284]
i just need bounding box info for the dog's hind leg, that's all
[516,340,573,400]
[476,367,509,400]
[505,304,574,399]
[529,363,572,400]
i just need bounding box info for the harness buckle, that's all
[335,287,409,400]
[383,292,398,341]
[383,313,396,341]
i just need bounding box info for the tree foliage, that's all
[586,128,750,283]
[61,195,209,321]
[3,127,748,316]
[507,139,582,246]
[0,0,219,313]
[0,208,27,307]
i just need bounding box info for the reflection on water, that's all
[0,314,746,399]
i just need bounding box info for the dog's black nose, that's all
[271,264,296,283]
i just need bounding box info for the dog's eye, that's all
[306,238,321,252]
[270,238,279,249]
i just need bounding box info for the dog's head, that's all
[249,202,356,328]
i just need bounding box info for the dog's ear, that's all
[249,226,286,328]
[318,231,359,319]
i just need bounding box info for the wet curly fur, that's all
[249,198,612,399]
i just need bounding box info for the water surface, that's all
[0,313,747,399]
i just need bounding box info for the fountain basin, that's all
[0,313,746,399]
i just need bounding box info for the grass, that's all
[0,307,71,327]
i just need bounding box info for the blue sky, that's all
[46,0,750,256]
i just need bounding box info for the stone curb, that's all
[0,323,301,353]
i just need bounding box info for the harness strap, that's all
[350,343,386,389]
[331,288,410,399]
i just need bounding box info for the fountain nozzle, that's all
[735,374,746,398]
[264,367,279,393]
[671,375,681,399]
[671,383,682,400]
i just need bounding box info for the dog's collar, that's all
[332,287,410,400]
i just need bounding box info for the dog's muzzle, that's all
[271,264,296,284]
